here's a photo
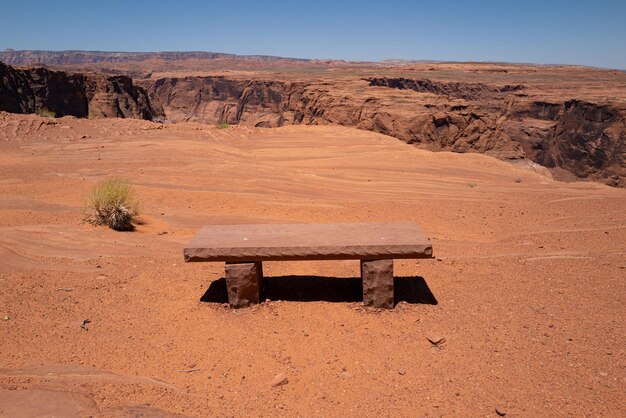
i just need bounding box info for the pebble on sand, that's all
[426,335,446,346]
[271,373,288,387]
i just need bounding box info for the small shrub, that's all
[35,108,56,118]
[216,123,231,129]
[86,178,139,231]
[468,182,477,188]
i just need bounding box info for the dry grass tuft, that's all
[85,178,139,231]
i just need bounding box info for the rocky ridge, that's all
[0,49,311,66]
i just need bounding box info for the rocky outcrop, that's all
[548,101,623,178]
[143,76,525,158]
[0,62,164,121]
[504,100,625,184]
[144,77,293,126]
[84,74,163,119]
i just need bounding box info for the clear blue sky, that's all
[1,0,625,69]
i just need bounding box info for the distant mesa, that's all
[0,49,312,66]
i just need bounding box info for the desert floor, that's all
[0,113,624,417]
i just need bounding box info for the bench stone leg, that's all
[361,259,394,309]
[225,261,263,308]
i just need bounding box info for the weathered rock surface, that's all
[366,77,524,100]
[0,62,164,120]
[504,99,625,184]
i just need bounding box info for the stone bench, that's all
[183,222,433,309]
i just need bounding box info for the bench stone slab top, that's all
[183,222,433,262]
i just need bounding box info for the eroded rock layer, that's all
[1,58,624,185]
[0,62,163,121]
[143,75,625,185]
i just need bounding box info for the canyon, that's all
[0,51,624,186]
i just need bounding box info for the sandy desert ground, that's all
[0,112,624,416]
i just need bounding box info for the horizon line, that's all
[1,48,624,72]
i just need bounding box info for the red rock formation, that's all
[142,75,624,185]
[2,55,624,186]
[504,100,625,185]
[0,62,164,121]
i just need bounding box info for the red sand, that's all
[0,113,624,416]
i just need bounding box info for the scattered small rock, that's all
[177,368,202,373]
[495,406,506,416]
[271,373,288,387]
[398,368,406,375]
[341,371,353,378]
[80,319,91,331]
[3,316,9,321]
[157,231,168,235]
[426,334,446,347]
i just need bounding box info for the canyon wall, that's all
[143,76,625,185]
[1,58,623,186]
[505,99,625,183]
[0,62,164,120]
[143,76,525,159]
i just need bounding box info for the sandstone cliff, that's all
[504,99,625,184]
[1,56,624,186]
[143,75,625,185]
[0,62,164,121]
